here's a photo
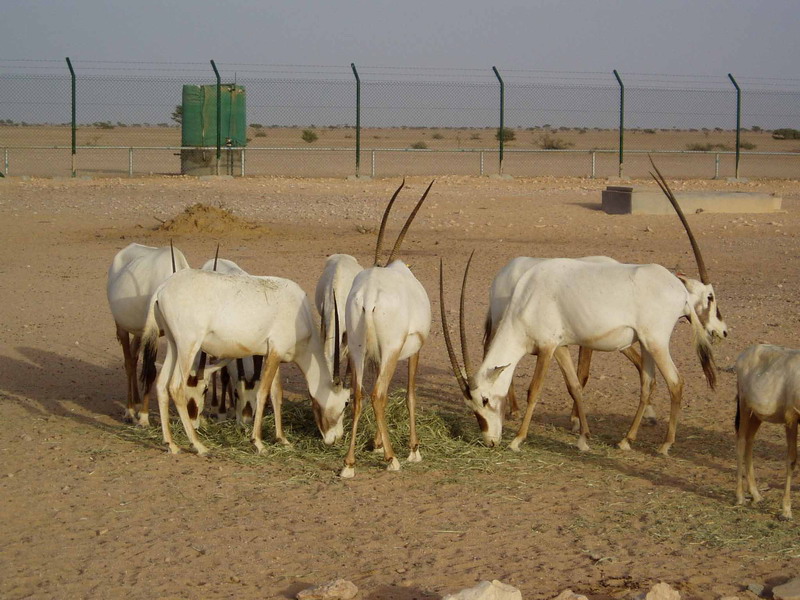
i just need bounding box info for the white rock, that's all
[774,577,800,600]
[553,589,589,600]
[442,579,523,600]
[642,582,681,600]
[296,578,358,600]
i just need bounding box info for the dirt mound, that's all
[157,203,266,235]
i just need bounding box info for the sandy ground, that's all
[1,174,799,600]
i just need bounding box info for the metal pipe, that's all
[351,63,361,177]
[128,148,133,177]
[613,69,624,178]
[210,60,221,174]
[728,73,741,179]
[66,57,76,177]
[492,66,505,175]
[591,151,596,179]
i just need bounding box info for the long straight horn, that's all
[649,156,710,284]
[386,180,435,265]
[460,250,476,386]
[213,242,220,271]
[440,258,471,399]
[374,179,406,267]
[332,292,341,385]
[170,239,176,273]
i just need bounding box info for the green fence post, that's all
[613,69,624,178]
[351,63,361,177]
[210,60,221,175]
[492,66,505,175]
[728,73,741,179]
[66,57,76,177]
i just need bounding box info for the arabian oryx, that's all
[735,344,800,520]
[315,253,364,382]
[106,242,189,426]
[486,250,727,439]
[442,163,722,456]
[200,254,282,426]
[140,269,349,456]
[340,180,433,478]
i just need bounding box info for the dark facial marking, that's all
[475,412,489,433]
[188,399,198,420]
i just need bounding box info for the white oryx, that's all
[340,180,433,478]
[735,344,800,520]
[486,251,728,438]
[106,242,189,426]
[200,254,281,426]
[315,253,364,380]
[140,268,349,456]
[442,163,722,456]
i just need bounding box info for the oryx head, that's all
[440,252,506,447]
[312,293,349,445]
[232,356,262,426]
[650,158,728,341]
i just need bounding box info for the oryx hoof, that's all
[570,418,581,433]
[253,440,266,455]
[509,438,523,452]
[407,449,422,463]
[386,457,401,472]
[195,445,210,457]
[339,465,355,479]
[166,443,181,455]
[576,436,590,452]
[657,443,672,456]
[371,445,384,454]
[617,438,632,451]
[276,437,292,447]
[779,510,793,521]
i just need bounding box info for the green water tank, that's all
[181,84,246,175]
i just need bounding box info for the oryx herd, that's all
[106,163,800,519]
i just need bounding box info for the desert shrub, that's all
[495,127,516,142]
[643,129,657,134]
[410,141,428,150]
[301,129,318,143]
[539,133,573,150]
[687,142,730,151]
[254,131,267,138]
[470,133,481,140]
[773,128,800,140]
[431,132,444,140]
[738,140,757,150]
[250,123,263,129]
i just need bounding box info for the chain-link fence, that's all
[1,60,798,179]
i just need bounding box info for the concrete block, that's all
[601,186,781,215]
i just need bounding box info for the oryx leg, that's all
[170,348,210,456]
[251,352,282,453]
[619,349,657,451]
[621,346,657,425]
[156,337,180,454]
[510,348,554,452]
[372,352,402,472]
[781,419,797,520]
[268,367,287,444]
[116,325,141,424]
[341,368,365,479]
[406,350,422,463]
[648,347,684,456]
[553,346,590,451]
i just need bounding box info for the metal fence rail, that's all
[1,59,798,179]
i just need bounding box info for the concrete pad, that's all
[602,186,782,215]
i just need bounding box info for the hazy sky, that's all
[2,0,798,82]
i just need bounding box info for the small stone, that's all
[643,582,681,600]
[553,590,589,600]
[442,580,522,600]
[296,579,358,600]
[773,577,800,600]
[747,583,765,597]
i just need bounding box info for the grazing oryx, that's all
[340,180,433,478]
[315,253,364,380]
[141,269,349,456]
[735,344,800,520]
[106,242,189,426]
[442,164,722,455]
[485,255,649,425]
[200,255,282,426]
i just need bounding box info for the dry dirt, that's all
[1,174,799,600]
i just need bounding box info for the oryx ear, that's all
[487,364,510,383]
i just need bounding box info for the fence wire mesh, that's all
[1,61,798,179]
